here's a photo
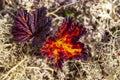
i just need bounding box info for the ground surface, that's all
[0,0,120,80]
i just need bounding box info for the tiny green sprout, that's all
[64,10,75,17]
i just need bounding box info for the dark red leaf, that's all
[12,10,34,42]
[12,7,52,47]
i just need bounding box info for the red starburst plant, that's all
[41,17,87,69]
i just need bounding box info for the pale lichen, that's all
[0,0,120,80]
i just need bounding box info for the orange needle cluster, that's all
[41,17,87,69]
